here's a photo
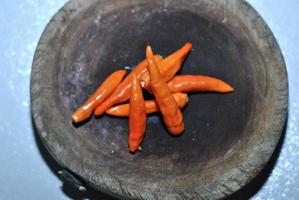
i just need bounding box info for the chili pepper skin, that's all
[72,70,126,123]
[129,74,146,153]
[141,42,192,90]
[167,75,234,93]
[94,56,162,116]
[146,45,184,135]
[106,93,189,117]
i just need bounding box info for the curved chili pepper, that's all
[167,75,234,93]
[72,70,126,123]
[141,42,192,90]
[94,56,162,116]
[106,93,189,117]
[146,45,184,135]
[129,73,146,153]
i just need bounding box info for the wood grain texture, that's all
[30,0,288,199]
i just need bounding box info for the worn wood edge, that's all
[30,0,289,199]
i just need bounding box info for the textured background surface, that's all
[0,0,298,199]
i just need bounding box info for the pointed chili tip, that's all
[227,85,234,92]
[119,69,127,76]
[146,45,154,58]
[130,146,142,153]
[129,145,139,153]
[185,42,193,49]
[71,114,80,123]
[72,109,90,123]
[222,82,234,93]
[180,42,193,58]
[169,125,185,136]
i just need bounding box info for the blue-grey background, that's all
[1,0,298,199]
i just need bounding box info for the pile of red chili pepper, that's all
[72,43,234,153]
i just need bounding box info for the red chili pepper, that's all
[94,56,162,116]
[167,75,234,93]
[72,70,126,123]
[106,93,189,117]
[141,43,192,90]
[129,74,146,153]
[146,45,184,135]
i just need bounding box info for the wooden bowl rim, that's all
[30,0,288,199]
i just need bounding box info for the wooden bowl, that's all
[31,0,288,199]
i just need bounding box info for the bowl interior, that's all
[32,0,287,198]
[58,2,257,174]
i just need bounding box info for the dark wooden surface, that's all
[31,0,288,199]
